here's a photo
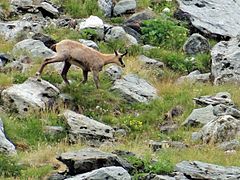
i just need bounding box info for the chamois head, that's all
[114,50,128,68]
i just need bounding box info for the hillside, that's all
[0,0,240,179]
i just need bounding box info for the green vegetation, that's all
[0,155,22,178]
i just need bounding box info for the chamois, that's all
[36,39,127,88]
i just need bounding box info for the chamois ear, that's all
[121,50,128,57]
[114,50,118,56]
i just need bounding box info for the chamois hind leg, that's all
[61,61,71,85]
[92,70,100,89]
[36,54,67,76]
[81,70,88,84]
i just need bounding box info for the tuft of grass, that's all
[0,36,14,52]
[0,155,22,178]
[137,0,151,10]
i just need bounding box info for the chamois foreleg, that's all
[81,70,88,84]
[61,61,71,85]
[36,54,67,76]
[92,70,100,89]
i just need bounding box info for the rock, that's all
[148,172,188,180]
[105,26,137,45]
[138,55,164,68]
[162,7,171,14]
[105,65,123,81]
[123,25,141,42]
[159,123,178,134]
[149,140,187,151]
[213,104,240,119]
[126,9,156,24]
[0,53,11,66]
[0,119,16,155]
[2,61,27,73]
[12,39,55,59]
[183,33,210,55]
[113,0,136,16]
[44,126,64,136]
[37,2,59,18]
[111,74,158,103]
[112,150,136,157]
[65,166,131,180]
[57,148,134,175]
[175,160,240,179]
[48,173,66,180]
[218,140,240,151]
[1,77,60,114]
[79,39,99,50]
[176,70,210,84]
[142,44,157,51]
[63,110,114,144]
[193,92,234,107]
[176,0,240,38]
[11,0,33,7]
[191,131,202,142]
[196,115,240,144]
[32,33,57,49]
[0,20,41,40]
[211,36,240,85]
[182,105,217,127]
[98,0,113,17]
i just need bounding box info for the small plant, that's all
[12,73,28,84]
[141,17,188,50]
[0,154,23,177]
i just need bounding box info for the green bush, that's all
[0,155,22,177]
[141,17,188,50]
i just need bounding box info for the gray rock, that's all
[44,126,64,136]
[138,55,164,68]
[213,104,240,119]
[11,0,33,7]
[66,166,131,180]
[48,173,66,180]
[191,132,202,142]
[197,115,240,144]
[32,33,57,49]
[57,148,134,175]
[38,2,59,18]
[2,61,28,73]
[211,36,240,85]
[175,160,240,180]
[113,0,136,16]
[0,119,16,155]
[125,9,156,24]
[183,33,210,55]
[218,140,240,151]
[182,105,217,127]
[0,20,41,40]
[149,140,187,152]
[98,0,113,17]
[63,110,114,143]
[142,44,157,51]
[176,70,210,84]
[1,77,60,114]
[79,39,99,50]
[105,65,123,81]
[149,172,188,180]
[12,39,55,59]
[111,74,158,103]
[176,0,240,38]
[159,123,178,134]
[193,92,234,107]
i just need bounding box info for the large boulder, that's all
[211,36,240,85]
[66,166,131,180]
[0,119,16,155]
[213,104,240,119]
[63,110,114,144]
[182,105,217,127]
[113,0,136,16]
[98,0,113,17]
[12,39,55,59]
[111,74,158,103]
[32,33,57,49]
[57,148,133,175]
[175,161,240,180]
[183,33,210,55]
[1,77,60,114]
[194,115,240,144]
[176,0,240,38]
[0,20,41,40]
[37,2,59,18]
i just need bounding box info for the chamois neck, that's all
[102,54,117,65]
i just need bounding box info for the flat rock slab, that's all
[182,105,217,127]
[211,36,240,85]
[63,110,114,143]
[176,70,210,84]
[193,92,234,107]
[138,55,164,68]
[57,148,133,175]
[113,0,136,16]
[111,74,158,103]
[0,119,16,155]
[1,77,59,114]
[175,161,240,180]
[176,0,240,38]
[66,166,131,180]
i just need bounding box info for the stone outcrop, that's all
[113,0,136,16]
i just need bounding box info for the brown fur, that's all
[36,39,127,88]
